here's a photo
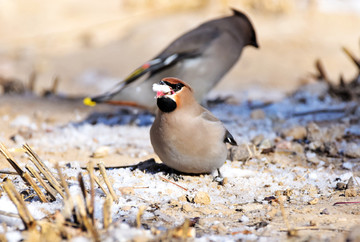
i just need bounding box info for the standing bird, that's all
[150,77,237,175]
[84,9,258,110]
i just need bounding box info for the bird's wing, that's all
[200,108,237,146]
[156,26,221,61]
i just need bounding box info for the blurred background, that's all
[0,0,359,100]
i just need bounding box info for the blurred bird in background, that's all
[84,9,258,111]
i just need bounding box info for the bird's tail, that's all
[83,61,157,106]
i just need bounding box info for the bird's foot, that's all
[213,168,226,185]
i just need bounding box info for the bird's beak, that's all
[152,82,172,98]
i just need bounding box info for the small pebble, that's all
[345,189,357,197]
[250,109,265,119]
[308,198,319,205]
[336,182,347,190]
[91,146,110,158]
[194,191,211,205]
[347,177,355,189]
[282,125,307,140]
[320,208,329,215]
[228,144,250,161]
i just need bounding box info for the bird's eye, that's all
[174,83,184,92]
[162,81,184,92]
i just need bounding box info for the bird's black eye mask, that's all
[162,81,184,93]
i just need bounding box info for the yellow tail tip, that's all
[83,97,96,107]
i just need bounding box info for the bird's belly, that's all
[154,135,227,174]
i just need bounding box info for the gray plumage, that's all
[87,9,258,111]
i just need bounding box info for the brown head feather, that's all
[161,77,193,92]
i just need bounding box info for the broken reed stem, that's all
[75,195,100,242]
[103,196,113,229]
[159,176,188,191]
[86,163,108,195]
[78,173,87,203]
[2,179,35,229]
[342,47,360,69]
[87,162,95,224]
[0,143,50,202]
[78,172,95,224]
[136,206,146,228]
[0,170,20,175]
[0,143,27,182]
[55,163,71,200]
[23,172,49,202]
[0,210,20,218]
[24,144,65,198]
[26,165,57,201]
[278,196,291,232]
[98,162,118,201]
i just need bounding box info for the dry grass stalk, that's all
[342,47,360,69]
[87,162,96,224]
[24,144,65,198]
[2,179,35,229]
[156,219,195,240]
[22,167,49,203]
[0,210,20,218]
[78,172,95,224]
[0,143,27,182]
[103,196,113,229]
[278,196,297,236]
[87,163,108,195]
[0,170,19,175]
[136,205,146,228]
[26,164,57,201]
[98,162,118,201]
[75,195,100,241]
[0,143,49,202]
[55,163,71,200]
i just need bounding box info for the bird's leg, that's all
[213,168,224,185]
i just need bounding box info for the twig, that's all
[279,226,349,232]
[293,108,346,117]
[2,179,35,229]
[333,201,360,206]
[343,47,360,70]
[159,176,188,191]
[315,59,331,82]
[98,162,118,201]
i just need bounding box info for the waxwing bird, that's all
[150,77,237,175]
[84,9,258,110]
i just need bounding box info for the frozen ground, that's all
[0,80,359,241]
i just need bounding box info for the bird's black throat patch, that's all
[157,96,177,113]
